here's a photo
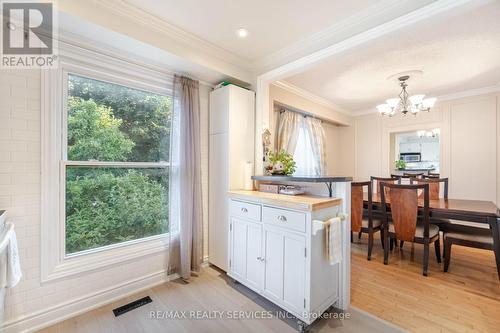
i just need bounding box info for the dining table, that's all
[363,192,500,279]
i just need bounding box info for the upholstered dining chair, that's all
[351,181,383,260]
[363,176,400,241]
[380,182,441,276]
[442,223,499,281]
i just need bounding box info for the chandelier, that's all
[376,75,436,117]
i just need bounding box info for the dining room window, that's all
[64,74,171,255]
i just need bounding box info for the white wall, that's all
[353,92,500,203]
[268,84,355,177]
[0,69,210,331]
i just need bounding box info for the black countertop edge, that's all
[251,175,353,182]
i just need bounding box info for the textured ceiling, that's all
[284,1,500,113]
[124,0,436,62]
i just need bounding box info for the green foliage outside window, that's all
[65,74,171,254]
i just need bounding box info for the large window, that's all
[64,74,171,255]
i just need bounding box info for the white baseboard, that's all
[2,270,179,333]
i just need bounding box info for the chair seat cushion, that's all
[389,222,439,239]
[430,218,450,225]
[362,218,382,229]
[443,224,493,245]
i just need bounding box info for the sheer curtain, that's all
[303,116,327,175]
[277,110,302,153]
[168,75,203,280]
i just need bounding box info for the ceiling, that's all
[123,0,436,66]
[283,1,500,114]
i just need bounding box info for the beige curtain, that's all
[168,75,203,280]
[303,117,327,175]
[277,110,301,154]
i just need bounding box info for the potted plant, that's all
[268,150,296,176]
[394,159,406,170]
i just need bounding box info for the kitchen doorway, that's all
[390,129,440,176]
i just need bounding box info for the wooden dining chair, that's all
[380,182,441,276]
[410,177,449,199]
[427,172,440,178]
[351,181,383,260]
[442,223,498,281]
[403,172,424,179]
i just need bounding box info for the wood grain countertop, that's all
[227,190,342,212]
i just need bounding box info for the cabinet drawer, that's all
[263,206,306,233]
[230,200,261,221]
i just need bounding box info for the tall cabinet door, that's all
[208,133,229,271]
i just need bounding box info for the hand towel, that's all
[0,223,22,289]
[326,216,342,265]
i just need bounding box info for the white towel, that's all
[324,215,345,265]
[0,224,22,289]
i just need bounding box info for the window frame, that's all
[41,42,174,282]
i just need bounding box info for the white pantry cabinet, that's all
[208,85,255,271]
[227,192,349,329]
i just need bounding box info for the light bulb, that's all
[422,97,436,109]
[409,94,425,106]
[386,98,400,108]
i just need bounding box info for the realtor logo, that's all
[1,1,58,68]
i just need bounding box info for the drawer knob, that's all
[241,207,248,213]
[277,215,287,222]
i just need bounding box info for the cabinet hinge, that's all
[304,247,307,258]
[304,298,306,308]
[229,259,231,268]
[230,223,232,231]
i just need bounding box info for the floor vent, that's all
[113,296,153,317]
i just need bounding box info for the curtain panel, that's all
[168,75,203,280]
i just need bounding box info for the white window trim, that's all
[41,42,174,282]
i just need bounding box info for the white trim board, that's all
[272,81,351,116]
[2,270,179,333]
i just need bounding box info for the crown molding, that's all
[272,81,352,116]
[352,84,500,117]
[91,0,252,72]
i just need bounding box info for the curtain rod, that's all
[274,102,339,126]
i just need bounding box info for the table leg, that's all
[489,216,500,282]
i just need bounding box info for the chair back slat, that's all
[380,183,430,243]
[411,177,448,200]
[351,181,372,233]
[371,176,398,200]
[351,184,364,233]
[389,187,419,242]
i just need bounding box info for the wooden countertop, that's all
[227,190,342,212]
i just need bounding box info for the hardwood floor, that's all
[37,266,402,333]
[36,233,500,333]
[351,233,500,333]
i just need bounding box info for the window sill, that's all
[41,234,170,283]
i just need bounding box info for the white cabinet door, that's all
[263,225,306,312]
[263,227,284,301]
[229,218,264,290]
[282,233,306,313]
[230,218,247,281]
[246,222,264,291]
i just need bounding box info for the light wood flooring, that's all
[351,232,500,333]
[37,266,402,333]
